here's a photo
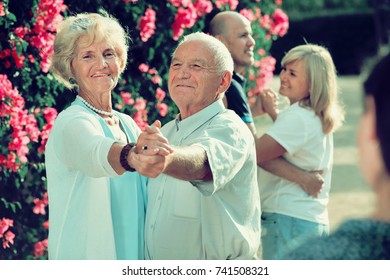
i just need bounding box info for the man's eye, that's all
[191,64,202,69]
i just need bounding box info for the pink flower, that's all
[253,55,276,92]
[169,0,192,7]
[214,0,238,10]
[0,2,5,17]
[38,107,58,153]
[43,107,58,125]
[171,5,198,40]
[239,8,256,22]
[193,0,213,17]
[4,231,15,245]
[27,0,66,73]
[138,8,156,42]
[43,220,49,230]
[148,68,157,75]
[120,91,135,105]
[34,239,48,257]
[134,98,147,111]
[151,75,162,85]
[1,218,15,249]
[33,193,48,215]
[33,198,46,215]
[11,47,25,69]
[0,218,14,237]
[138,63,149,73]
[133,98,148,130]
[14,26,30,39]
[155,87,166,101]
[257,49,266,56]
[260,14,271,30]
[0,49,10,59]
[157,103,168,117]
[270,8,289,37]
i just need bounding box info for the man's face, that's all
[220,17,255,73]
[168,40,224,119]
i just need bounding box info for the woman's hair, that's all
[177,32,234,76]
[363,53,390,173]
[281,44,345,134]
[50,11,130,90]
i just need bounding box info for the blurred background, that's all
[272,0,390,75]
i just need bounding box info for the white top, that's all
[145,100,261,260]
[45,103,142,259]
[258,102,333,224]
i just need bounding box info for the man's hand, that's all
[299,170,324,198]
[136,120,173,156]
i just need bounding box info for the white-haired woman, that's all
[46,12,171,260]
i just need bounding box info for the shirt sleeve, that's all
[190,117,253,195]
[266,106,308,155]
[55,112,119,178]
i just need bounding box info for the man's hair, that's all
[364,52,390,173]
[177,32,234,75]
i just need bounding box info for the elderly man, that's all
[142,32,260,260]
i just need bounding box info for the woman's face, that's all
[71,35,120,96]
[279,59,310,104]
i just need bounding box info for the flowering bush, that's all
[0,0,288,259]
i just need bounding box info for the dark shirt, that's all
[282,219,390,260]
[225,72,253,123]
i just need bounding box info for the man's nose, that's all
[178,67,190,78]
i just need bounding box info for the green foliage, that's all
[0,0,287,259]
[282,0,372,19]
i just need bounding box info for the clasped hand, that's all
[132,120,173,178]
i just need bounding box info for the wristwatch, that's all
[120,143,136,172]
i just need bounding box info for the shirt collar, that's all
[233,71,246,86]
[175,99,225,135]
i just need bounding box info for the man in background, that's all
[209,11,259,137]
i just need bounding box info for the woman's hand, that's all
[136,120,173,156]
[259,89,279,121]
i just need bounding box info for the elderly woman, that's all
[46,12,170,260]
[256,44,345,259]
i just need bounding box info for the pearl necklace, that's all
[77,95,114,117]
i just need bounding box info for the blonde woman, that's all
[256,44,344,259]
[283,53,390,260]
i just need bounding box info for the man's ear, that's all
[214,34,225,44]
[217,71,232,95]
[366,96,378,141]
